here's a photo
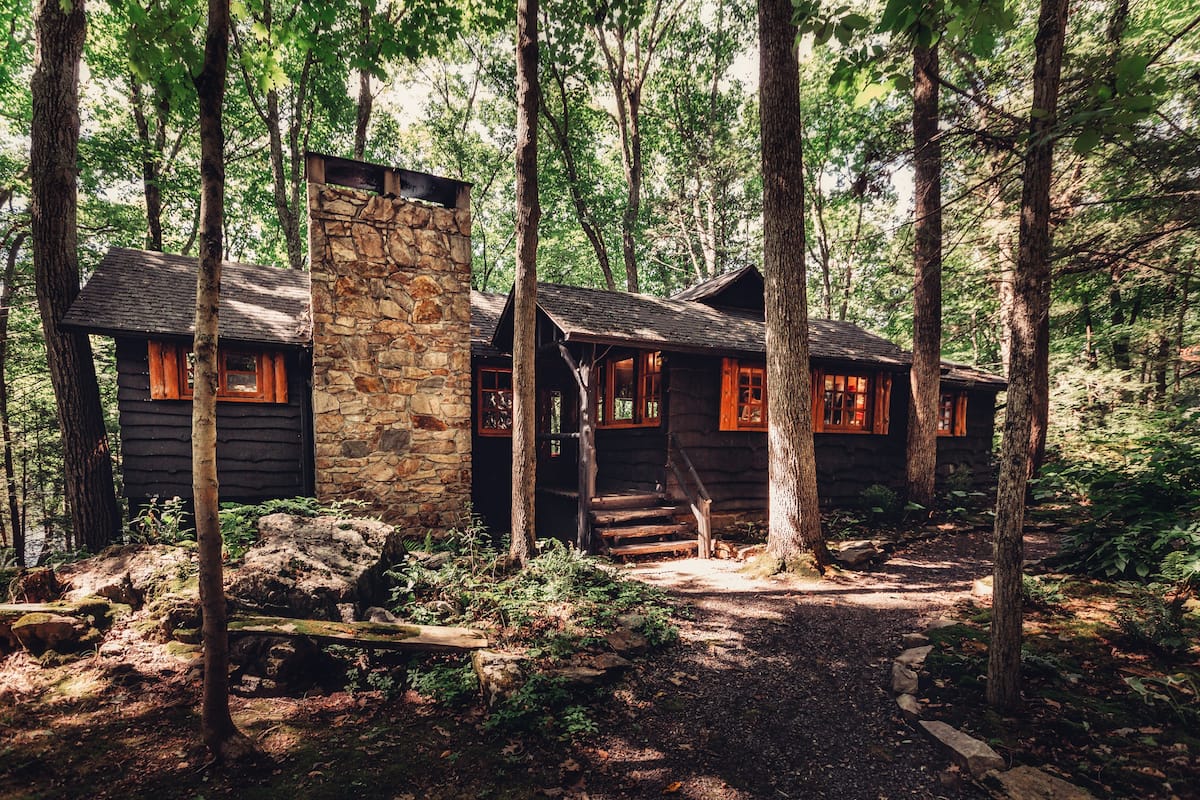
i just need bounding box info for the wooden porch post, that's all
[559,343,597,552]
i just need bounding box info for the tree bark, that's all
[193,0,254,762]
[130,76,165,251]
[988,0,1069,712]
[30,0,122,554]
[906,41,942,508]
[0,233,26,557]
[353,0,373,161]
[510,0,540,567]
[758,0,827,571]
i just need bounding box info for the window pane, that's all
[822,372,870,430]
[226,372,258,392]
[480,369,513,433]
[612,357,634,421]
[225,353,257,373]
[738,366,766,426]
[642,352,662,422]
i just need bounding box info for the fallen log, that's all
[227,615,489,652]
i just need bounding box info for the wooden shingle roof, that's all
[470,290,507,358]
[62,247,311,346]
[509,282,910,367]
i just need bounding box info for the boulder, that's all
[472,649,526,707]
[226,514,403,620]
[987,765,1096,800]
[901,632,930,648]
[59,544,196,608]
[896,645,934,670]
[6,568,63,603]
[229,634,338,693]
[833,540,883,569]
[11,612,89,656]
[892,662,919,695]
[896,693,922,721]
[605,626,649,656]
[550,652,633,686]
[919,720,1005,777]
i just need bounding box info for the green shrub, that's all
[1021,574,1065,610]
[860,484,900,520]
[1115,586,1189,655]
[125,496,194,545]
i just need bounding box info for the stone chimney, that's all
[306,153,472,531]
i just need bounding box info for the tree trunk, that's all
[510,0,540,567]
[988,0,1069,712]
[353,0,373,161]
[130,77,165,251]
[0,233,26,555]
[906,41,942,509]
[30,0,121,555]
[192,0,254,762]
[759,0,827,571]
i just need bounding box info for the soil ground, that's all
[1,530,1060,800]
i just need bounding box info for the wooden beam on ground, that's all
[228,615,489,652]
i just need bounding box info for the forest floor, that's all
[1,526,1194,800]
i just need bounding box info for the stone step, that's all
[597,523,694,543]
[590,492,666,511]
[608,539,700,558]
[590,505,685,525]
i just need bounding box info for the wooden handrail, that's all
[667,433,713,559]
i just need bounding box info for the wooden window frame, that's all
[148,341,287,403]
[937,390,968,437]
[594,350,664,430]
[813,369,874,434]
[477,366,514,437]
[719,358,768,431]
[720,360,892,435]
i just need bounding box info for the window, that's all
[148,341,287,403]
[594,351,664,429]
[812,369,891,434]
[720,360,893,434]
[539,388,563,457]
[817,372,871,432]
[938,391,968,437]
[719,358,767,431]
[477,367,513,436]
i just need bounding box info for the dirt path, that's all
[575,530,1061,799]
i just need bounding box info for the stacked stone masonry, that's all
[308,182,472,530]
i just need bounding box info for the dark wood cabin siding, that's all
[666,354,912,510]
[116,337,313,508]
[595,427,667,493]
[935,388,999,490]
[471,354,515,533]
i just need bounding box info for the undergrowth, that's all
[382,520,679,738]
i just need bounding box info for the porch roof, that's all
[498,281,911,368]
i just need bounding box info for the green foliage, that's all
[408,659,479,706]
[387,531,678,654]
[859,483,900,519]
[1021,575,1065,610]
[217,497,365,561]
[1124,673,1199,727]
[1052,404,1200,582]
[1115,585,1191,655]
[124,496,194,545]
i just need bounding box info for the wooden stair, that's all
[590,491,698,559]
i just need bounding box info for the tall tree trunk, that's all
[510,0,540,567]
[759,0,827,571]
[192,0,254,762]
[0,233,26,555]
[30,0,121,554]
[130,77,165,251]
[906,41,942,508]
[988,0,1069,712]
[353,0,373,161]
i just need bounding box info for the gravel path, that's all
[576,530,1060,800]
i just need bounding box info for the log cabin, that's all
[63,154,1005,557]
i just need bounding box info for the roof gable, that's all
[62,247,311,346]
[671,266,764,311]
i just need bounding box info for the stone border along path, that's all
[889,621,1098,799]
[571,528,1073,800]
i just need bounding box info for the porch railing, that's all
[667,433,712,559]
